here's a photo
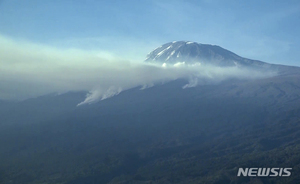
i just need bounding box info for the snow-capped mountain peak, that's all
[145,41,267,67]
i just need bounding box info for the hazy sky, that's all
[0,0,299,65]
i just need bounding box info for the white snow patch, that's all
[157,50,165,57]
[166,50,176,60]
[155,45,173,58]
[154,46,162,50]
[166,45,172,50]
[170,50,175,56]
[186,42,194,44]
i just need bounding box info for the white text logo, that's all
[237,168,292,177]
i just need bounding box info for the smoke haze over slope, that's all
[0,35,276,105]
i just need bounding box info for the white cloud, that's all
[0,35,276,105]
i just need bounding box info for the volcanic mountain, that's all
[145,41,267,66]
[145,41,299,75]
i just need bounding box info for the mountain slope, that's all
[1,75,300,183]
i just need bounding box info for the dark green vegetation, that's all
[1,74,300,184]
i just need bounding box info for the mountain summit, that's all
[145,41,267,67]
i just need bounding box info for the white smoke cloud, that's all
[0,35,277,105]
[77,86,123,106]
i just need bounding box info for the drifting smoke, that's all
[0,35,276,105]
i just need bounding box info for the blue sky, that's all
[0,0,300,65]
